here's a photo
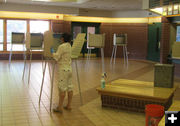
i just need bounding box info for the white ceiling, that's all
[1,0,143,11]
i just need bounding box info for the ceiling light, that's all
[150,7,163,15]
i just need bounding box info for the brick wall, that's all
[51,20,64,33]
[51,20,71,33]
[63,21,71,34]
[100,23,148,59]
[160,17,170,63]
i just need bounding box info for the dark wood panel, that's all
[100,23,148,59]
[63,21,71,34]
[160,21,170,63]
[51,20,64,33]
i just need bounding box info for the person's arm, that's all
[53,45,63,61]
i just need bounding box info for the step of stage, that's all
[96,79,178,112]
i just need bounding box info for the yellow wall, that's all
[0,11,64,20]
[0,11,162,23]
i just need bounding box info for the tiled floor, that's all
[0,58,180,126]
[80,97,145,126]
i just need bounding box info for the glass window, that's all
[30,20,49,33]
[0,19,3,51]
[176,26,180,42]
[7,20,27,51]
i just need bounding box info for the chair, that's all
[22,32,44,84]
[110,33,128,65]
[9,32,25,66]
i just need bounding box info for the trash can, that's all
[145,104,164,126]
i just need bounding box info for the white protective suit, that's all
[53,43,73,92]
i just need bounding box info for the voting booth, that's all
[9,32,25,67]
[22,32,44,84]
[88,33,106,74]
[110,33,128,65]
[39,33,86,111]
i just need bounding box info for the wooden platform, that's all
[96,79,177,112]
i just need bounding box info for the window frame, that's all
[0,19,4,51]
[0,18,51,52]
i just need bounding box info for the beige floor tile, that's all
[0,59,180,126]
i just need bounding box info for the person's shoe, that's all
[63,106,72,111]
[53,107,63,113]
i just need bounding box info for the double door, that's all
[72,22,100,57]
[147,23,162,62]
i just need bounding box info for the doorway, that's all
[71,22,100,57]
[147,23,162,62]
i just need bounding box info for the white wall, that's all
[142,0,149,9]
[0,3,79,15]
[112,10,160,18]
[78,9,112,17]
[0,3,160,18]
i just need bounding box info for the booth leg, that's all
[39,60,47,104]
[75,60,83,105]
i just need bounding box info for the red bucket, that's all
[145,104,164,126]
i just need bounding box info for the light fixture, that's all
[173,4,179,15]
[150,7,163,15]
[168,5,173,15]
[163,7,167,16]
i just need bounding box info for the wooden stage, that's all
[96,79,178,112]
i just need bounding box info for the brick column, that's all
[63,21,71,34]
[160,17,170,64]
[51,20,64,33]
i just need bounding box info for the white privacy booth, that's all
[39,33,86,112]
[110,33,128,65]
[9,32,25,67]
[88,33,106,74]
[22,32,44,84]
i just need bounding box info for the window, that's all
[7,20,27,51]
[0,19,3,51]
[30,21,49,51]
[30,20,49,33]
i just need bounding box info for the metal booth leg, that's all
[28,50,32,84]
[41,54,44,74]
[110,45,115,64]
[50,60,56,112]
[22,51,27,80]
[113,45,117,65]
[39,60,47,104]
[9,44,13,67]
[48,61,52,82]
[75,59,83,105]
